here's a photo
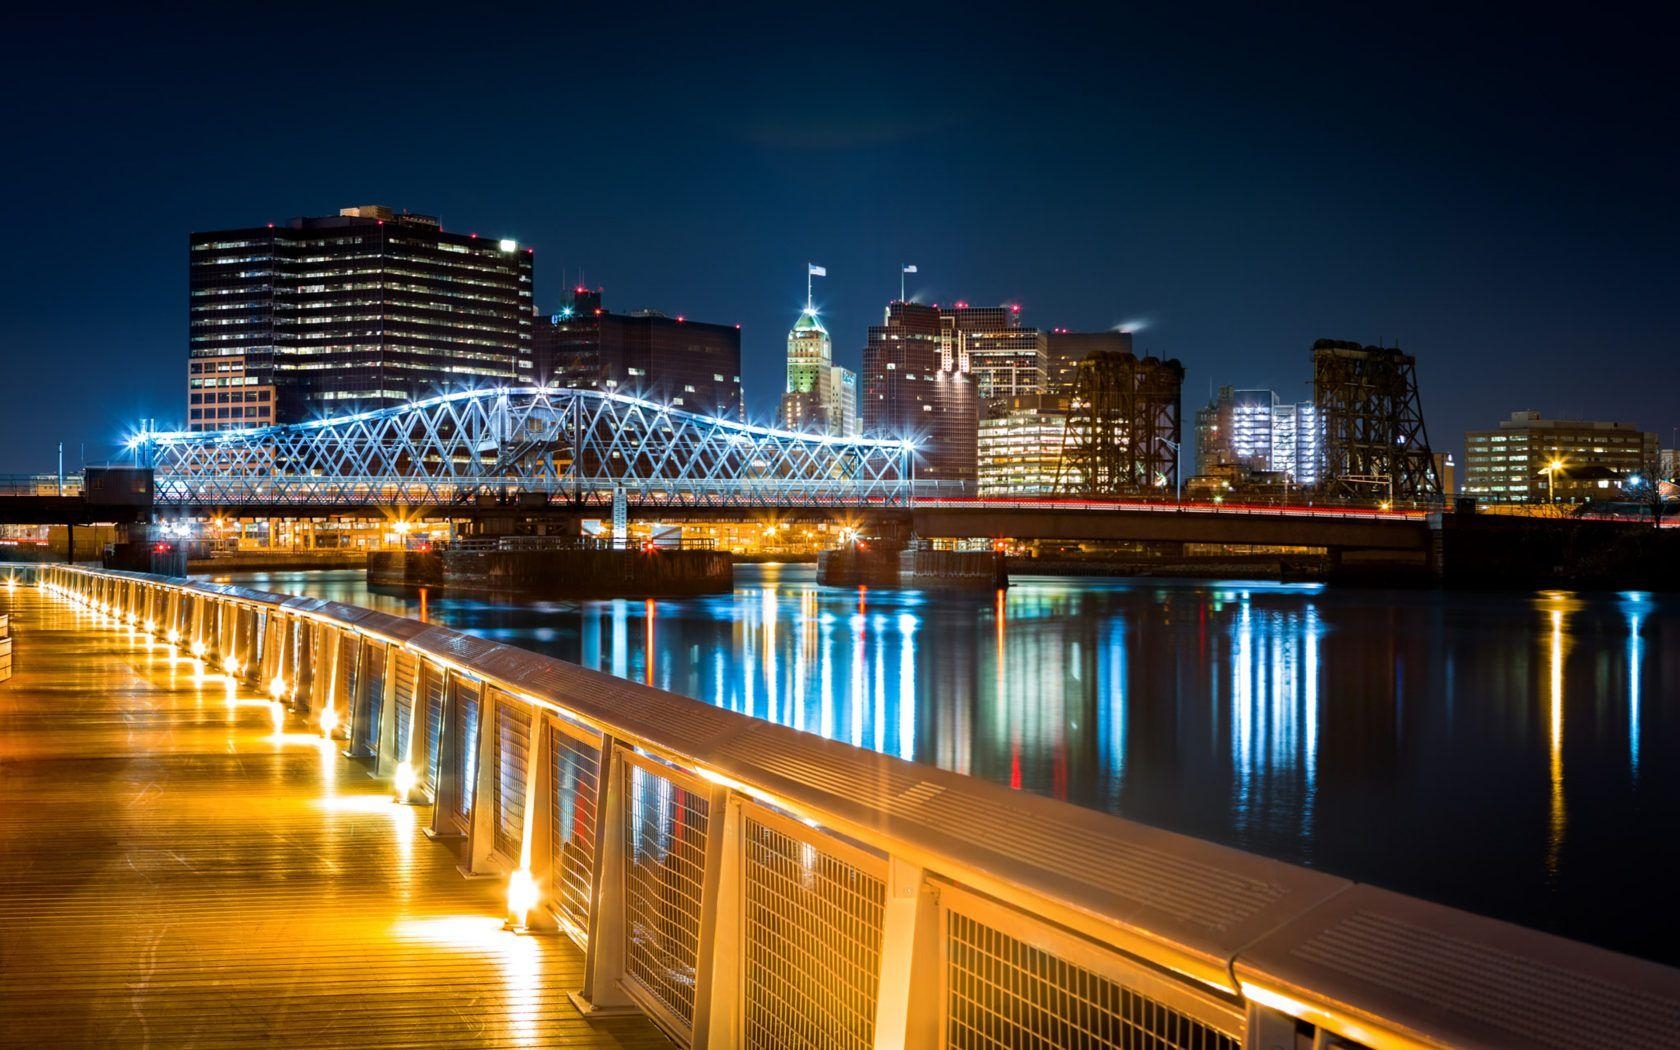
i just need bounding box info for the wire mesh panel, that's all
[216,602,235,663]
[291,621,314,711]
[548,719,601,941]
[741,811,886,1050]
[419,663,447,797]
[332,633,360,722]
[945,910,1241,1050]
[392,652,418,760]
[354,641,386,757]
[491,693,531,865]
[622,756,712,1037]
[244,608,265,677]
[260,615,282,685]
[308,626,334,716]
[452,680,482,829]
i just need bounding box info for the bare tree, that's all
[1626,449,1676,527]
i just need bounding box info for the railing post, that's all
[693,788,743,1049]
[515,713,556,933]
[463,688,499,875]
[872,856,942,1050]
[574,735,636,1014]
[375,646,400,777]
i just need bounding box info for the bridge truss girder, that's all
[145,388,915,511]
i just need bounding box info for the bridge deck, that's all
[0,585,667,1048]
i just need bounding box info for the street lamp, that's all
[1158,438,1183,504]
[1544,457,1565,504]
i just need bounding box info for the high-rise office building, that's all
[778,307,859,436]
[187,205,532,429]
[1463,411,1658,503]
[533,288,742,419]
[861,301,980,485]
[1194,387,1235,475]
[1195,386,1322,486]
[186,354,277,432]
[942,303,1046,403]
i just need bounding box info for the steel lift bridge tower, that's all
[1311,340,1440,500]
[1054,351,1185,497]
[136,388,917,512]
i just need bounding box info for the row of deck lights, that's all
[42,575,539,934]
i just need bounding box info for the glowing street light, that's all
[1544,457,1566,504]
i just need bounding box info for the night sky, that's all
[4,5,1676,473]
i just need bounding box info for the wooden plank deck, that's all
[0,584,669,1048]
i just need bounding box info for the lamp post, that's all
[1159,438,1183,504]
[1545,456,1565,505]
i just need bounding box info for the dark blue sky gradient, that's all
[3,5,1676,471]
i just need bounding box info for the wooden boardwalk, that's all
[0,584,668,1048]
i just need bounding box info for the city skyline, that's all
[3,6,1676,473]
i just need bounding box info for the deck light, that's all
[191,639,206,659]
[506,868,539,932]
[269,675,288,700]
[320,705,339,737]
[168,628,181,645]
[394,760,417,800]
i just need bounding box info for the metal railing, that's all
[0,474,83,497]
[442,536,720,553]
[35,565,1680,1050]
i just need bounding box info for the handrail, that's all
[35,564,1680,1050]
[913,496,1435,521]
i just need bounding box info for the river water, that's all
[215,565,1678,965]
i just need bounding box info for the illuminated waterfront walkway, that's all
[0,585,667,1048]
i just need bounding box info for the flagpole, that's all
[900,264,905,303]
[807,262,813,312]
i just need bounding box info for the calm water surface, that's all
[219,566,1679,965]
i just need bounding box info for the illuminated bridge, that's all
[7,564,1679,1047]
[139,387,919,513]
[122,386,1444,556]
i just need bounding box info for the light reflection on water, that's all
[215,565,1677,965]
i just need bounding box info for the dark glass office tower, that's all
[533,288,743,420]
[187,205,532,428]
[860,301,980,486]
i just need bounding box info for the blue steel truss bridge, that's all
[141,388,921,514]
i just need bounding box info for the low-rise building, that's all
[1463,411,1658,503]
[977,394,1071,496]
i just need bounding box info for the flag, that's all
[902,264,918,274]
[808,263,827,277]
